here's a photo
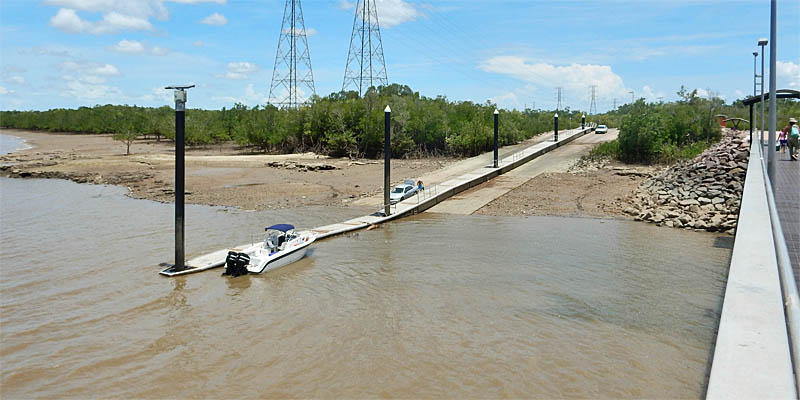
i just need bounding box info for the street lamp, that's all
[758,38,768,144]
[628,91,635,103]
[752,51,758,98]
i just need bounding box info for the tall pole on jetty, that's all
[384,105,391,216]
[165,84,194,272]
[554,113,559,142]
[493,109,499,168]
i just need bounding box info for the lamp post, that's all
[753,51,758,98]
[384,105,391,216]
[581,114,586,129]
[759,38,768,145]
[554,113,559,142]
[766,7,776,181]
[493,109,499,168]
[164,84,195,272]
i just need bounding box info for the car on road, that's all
[595,124,608,134]
[389,180,418,204]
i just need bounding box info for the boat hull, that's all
[245,231,316,274]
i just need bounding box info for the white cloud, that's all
[640,85,666,102]
[62,76,123,100]
[110,39,145,53]
[211,84,267,106]
[49,8,88,33]
[5,76,25,85]
[193,40,205,47]
[139,87,174,104]
[480,56,629,106]
[777,59,800,89]
[45,0,226,34]
[0,86,9,95]
[50,8,153,34]
[224,62,258,80]
[200,12,227,26]
[340,0,419,27]
[93,64,120,76]
[109,39,170,55]
[376,0,420,27]
[58,60,120,91]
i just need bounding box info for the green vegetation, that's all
[0,84,585,158]
[590,88,800,164]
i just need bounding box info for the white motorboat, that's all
[223,224,316,276]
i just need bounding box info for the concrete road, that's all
[351,130,561,208]
[427,128,619,215]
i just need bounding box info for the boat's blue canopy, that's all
[265,224,294,232]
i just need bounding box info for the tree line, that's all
[591,87,800,163]
[0,84,585,158]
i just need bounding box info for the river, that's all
[0,136,731,398]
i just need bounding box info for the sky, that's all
[1,0,798,113]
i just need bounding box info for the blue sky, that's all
[1,0,798,112]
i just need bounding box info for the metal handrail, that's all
[758,130,800,394]
[416,185,438,203]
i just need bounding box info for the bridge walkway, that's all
[771,149,800,286]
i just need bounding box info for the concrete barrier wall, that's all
[706,139,796,399]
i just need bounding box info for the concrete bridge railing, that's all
[706,135,798,399]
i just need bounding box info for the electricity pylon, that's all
[268,0,316,108]
[589,85,597,115]
[556,87,563,111]
[342,0,388,96]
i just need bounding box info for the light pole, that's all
[581,114,586,129]
[164,84,194,272]
[759,38,768,145]
[493,109,499,168]
[753,51,758,98]
[766,7,776,181]
[629,91,634,103]
[384,105,391,216]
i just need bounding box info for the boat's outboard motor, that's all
[223,251,250,277]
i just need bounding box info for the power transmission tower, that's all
[268,0,316,108]
[613,98,617,109]
[556,87,563,111]
[589,85,597,115]
[343,0,388,96]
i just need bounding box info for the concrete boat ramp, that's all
[161,124,595,276]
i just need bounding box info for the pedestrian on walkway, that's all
[779,125,788,153]
[788,118,799,161]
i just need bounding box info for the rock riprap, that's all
[625,130,749,234]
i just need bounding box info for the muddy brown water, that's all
[1,152,731,398]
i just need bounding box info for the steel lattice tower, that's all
[268,0,316,108]
[556,87,563,111]
[342,0,388,96]
[589,85,597,115]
